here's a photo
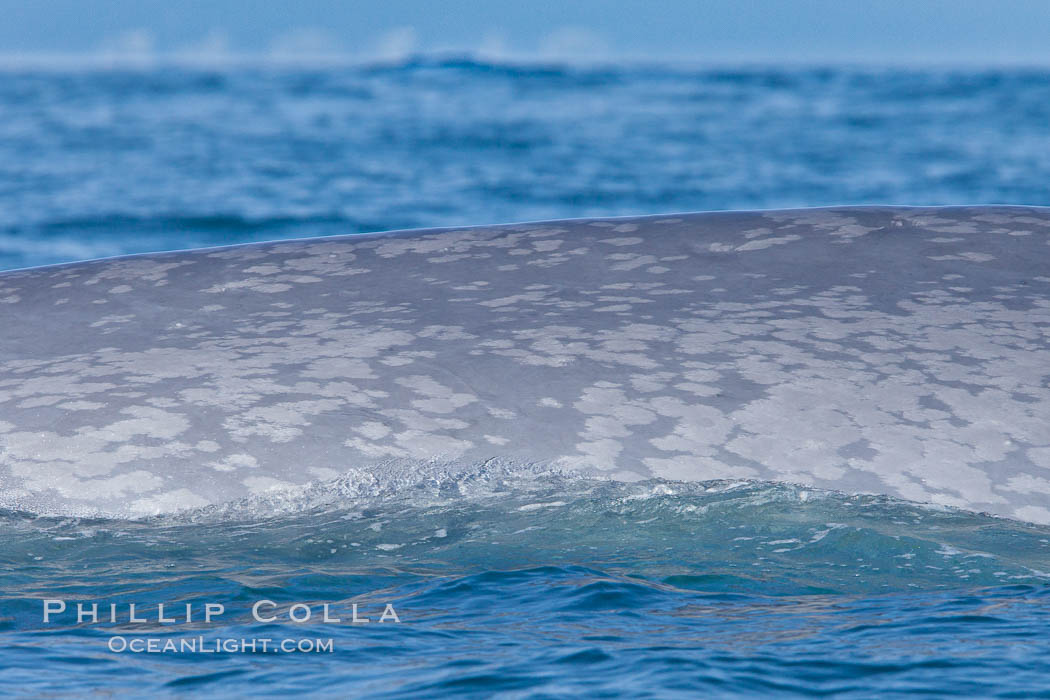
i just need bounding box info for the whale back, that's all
[1,206,1049,520]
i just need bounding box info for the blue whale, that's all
[2,206,1048,521]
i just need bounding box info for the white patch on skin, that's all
[356,422,392,440]
[646,455,755,481]
[82,260,191,286]
[344,438,406,458]
[929,252,996,263]
[606,253,659,271]
[129,488,210,515]
[17,395,64,408]
[1000,474,1050,495]
[645,397,741,476]
[302,357,375,380]
[202,279,293,294]
[101,407,192,441]
[89,314,135,328]
[1013,505,1050,525]
[763,210,879,239]
[57,401,106,411]
[226,399,345,442]
[629,372,674,393]
[9,465,166,500]
[488,407,516,419]
[395,375,477,414]
[726,386,859,481]
[0,406,194,494]
[392,430,472,459]
[564,385,662,470]
[479,291,549,308]
[243,476,297,493]
[1027,447,1050,469]
[418,325,477,341]
[712,233,806,253]
[559,438,624,470]
[209,453,258,472]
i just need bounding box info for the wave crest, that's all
[5,466,1050,596]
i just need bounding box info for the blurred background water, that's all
[1,59,1049,270]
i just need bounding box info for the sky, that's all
[1,0,1049,64]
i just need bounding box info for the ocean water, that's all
[2,60,1050,270]
[5,466,1050,697]
[4,60,1050,697]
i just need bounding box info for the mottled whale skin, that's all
[1,207,1049,520]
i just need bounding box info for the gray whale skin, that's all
[2,207,1049,522]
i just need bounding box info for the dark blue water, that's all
[4,60,1050,697]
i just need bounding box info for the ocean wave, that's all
[5,466,1050,596]
[6,468,1050,694]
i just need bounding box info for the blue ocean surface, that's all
[1,60,1050,271]
[3,60,1050,697]
[4,469,1050,696]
